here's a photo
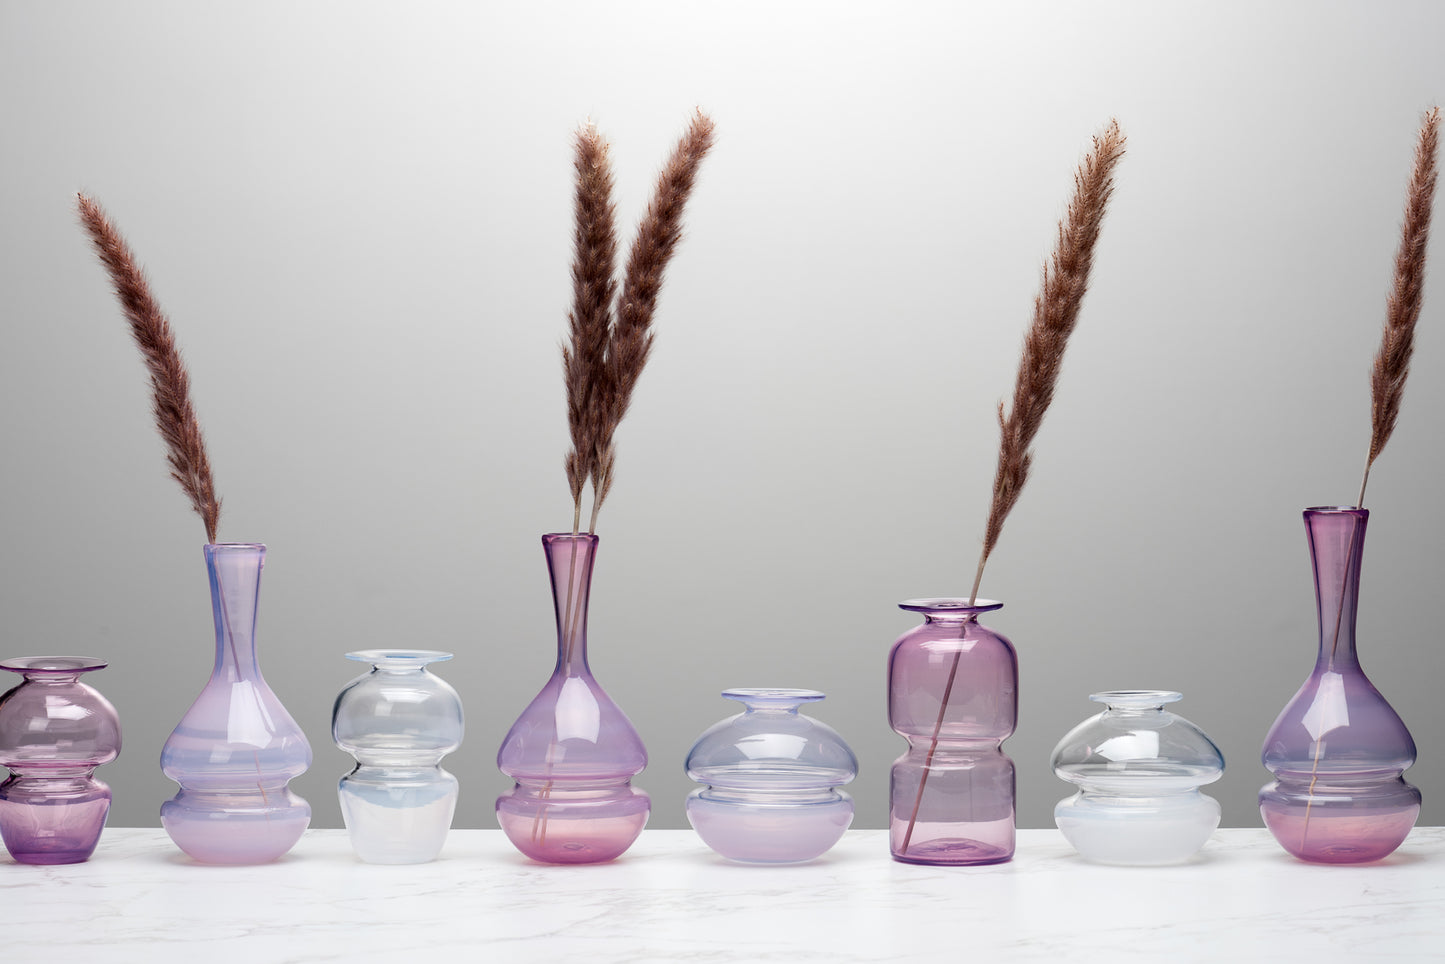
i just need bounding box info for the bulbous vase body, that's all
[496,534,649,864]
[160,544,312,864]
[333,649,463,864]
[1051,690,1223,865]
[685,688,857,863]
[0,657,121,864]
[888,599,1017,865]
[1259,507,1420,863]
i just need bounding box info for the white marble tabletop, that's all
[4,828,1442,962]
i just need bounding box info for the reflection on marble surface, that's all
[2,829,1441,962]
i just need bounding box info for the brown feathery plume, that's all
[587,109,716,531]
[563,123,619,534]
[968,119,1127,603]
[899,120,1126,858]
[1358,106,1440,508]
[77,194,222,544]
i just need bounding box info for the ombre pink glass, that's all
[496,533,649,864]
[160,544,312,864]
[1260,507,1420,863]
[888,598,1017,865]
[0,657,120,864]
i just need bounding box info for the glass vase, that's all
[1051,690,1223,865]
[685,688,857,863]
[160,543,312,864]
[887,598,1017,865]
[0,657,121,864]
[1259,506,1420,863]
[333,649,463,864]
[495,533,649,864]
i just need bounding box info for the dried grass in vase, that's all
[497,111,715,863]
[896,120,1127,860]
[77,194,222,543]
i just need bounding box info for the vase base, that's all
[1260,803,1419,864]
[161,790,311,865]
[687,793,852,863]
[496,787,649,864]
[890,836,1013,866]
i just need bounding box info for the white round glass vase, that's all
[1050,690,1223,866]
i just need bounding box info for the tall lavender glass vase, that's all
[0,658,120,864]
[888,598,1017,865]
[1260,507,1420,863]
[496,533,649,864]
[160,544,312,864]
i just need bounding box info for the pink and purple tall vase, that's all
[496,533,649,863]
[1259,507,1420,863]
[160,543,312,864]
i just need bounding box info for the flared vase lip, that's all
[0,656,108,676]
[204,542,267,551]
[346,649,454,667]
[542,531,599,546]
[1303,505,1367,517]
[898,597,1003,614]
[1090,689,1182,707]
[721,687,825,705]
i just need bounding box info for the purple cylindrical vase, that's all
[888,598,1017,865]
[0,657,120,864]
[495,533,649,863]
[160,544,312,864]
[1259,507,1420,863]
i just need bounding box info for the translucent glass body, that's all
[496,534,649,863]
[333,650,463,864]
[888,599,1016,865]
[1051,690,1223,865]
[0,657,120,864]
[1260,507,1420,863]
[685,688,857,863]
[160,544,312,864]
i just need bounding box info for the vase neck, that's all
[1304,507,1366,669]
[544,533,597,677]
[205,543,266,681]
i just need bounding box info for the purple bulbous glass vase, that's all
[0,657,120,864]
[160,544,312,864]
[496,533,649,864]
[1259,507,1420,863]
[888,598,1017,866]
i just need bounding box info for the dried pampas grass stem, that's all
[563,123,619,535]
[589,109,716,530]
[968,120,1126,603]
[78,194,222,543]
[1358,106,1440,508]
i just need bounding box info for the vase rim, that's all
[1090,689,1182,707]
[0,656,108,676]
[346,649,454,666]
[542,532,599,545]
[1303,506,1367,516]
[722,687,825,705]
[205,542,266,551]
[898,597,1003,614]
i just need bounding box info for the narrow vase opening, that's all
[1091,690,1182,711]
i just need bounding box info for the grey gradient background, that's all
[2,0,1444,833]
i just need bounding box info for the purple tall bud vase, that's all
[0,658,120,864]
[496,533,649,863]
[160,544,312,864]
[1259,507,1420,863]
[887,598,1017,865]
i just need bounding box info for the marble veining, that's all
[3,828,1442,962]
